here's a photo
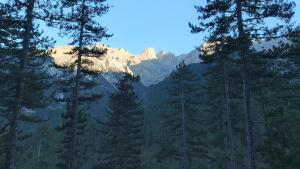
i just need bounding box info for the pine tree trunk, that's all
[37,140,42,160]
[222,104,230,169]
[258,80,273,169]
[235,1,256,169]
[242,74,256,169]
[69,1,85,169]
[223,65,236,169]
[4,1,34,169]
[181,89,188,169]
[148,126,153,147]
[37,140,42,169]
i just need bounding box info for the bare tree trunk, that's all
[235,1,256,169]
[37,140,42,160]
[5,1,34,169]
[223,65,237,169]
[181,89,188,169]
[68,1,85,169]
[36,140,42,169]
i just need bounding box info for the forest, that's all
[0,0,300,169]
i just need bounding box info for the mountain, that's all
[13,45,203,121]
[31,39,286,119]
[50,44,201,86]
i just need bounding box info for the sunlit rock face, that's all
[51,45,135,74]
[50,44,201,86]
[139,48,157,61]
[50,38,285,86]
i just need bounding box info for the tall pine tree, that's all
[190,1,295,169]
[158,62,208,169]
[96,73,144,169]
[0,1,57,168]
[51,0,112,169]
[199,38,241,169]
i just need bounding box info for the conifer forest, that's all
[0,0,300,169]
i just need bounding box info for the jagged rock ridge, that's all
[50,44,201,86]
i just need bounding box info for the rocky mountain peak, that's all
[157,50,175,59]
[49,45,200,86]
[140,48,156,60]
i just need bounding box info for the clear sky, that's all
[50,0,300,55]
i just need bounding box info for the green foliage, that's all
[96,74,144,169]
[190,1,298,169]
[1,1,300,169]
[157,62,208,169]
[0,1,55,168]
[51,1,112,168]
[55,104,89,169]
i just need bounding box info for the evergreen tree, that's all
[0,1,56,168]
[96,73,144,169]
[51,1,112,168]
[190,1,295,169]
[159,62,208,169]
[0,2,21,164]
[199,38,243,169]
[53,56,104,169]
[251,27,300,169]
[56,102,89,169]
[285,26,300,169]
[33,124,58,169]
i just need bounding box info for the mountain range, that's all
[50,44,201,86]
[33,39,281,120]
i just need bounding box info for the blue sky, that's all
[50,0,300,55]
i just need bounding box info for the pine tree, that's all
[0,1,57,169]
[251,27,300,169]
[33,124,58,169]
[159,62,208,169]
[199,38,241,169]
[53,59,104,169]
[285,26,300,169]
[55,101,89,169]
[0,3,21,163]
[96,73,144,169]
[190,1,295,169]
[51,1,111,168]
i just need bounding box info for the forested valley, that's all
[0,1,300,169]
